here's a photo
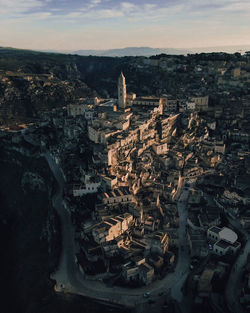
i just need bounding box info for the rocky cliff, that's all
[0,133,60,312]
[0,131,117,313]
[0,71,95,124]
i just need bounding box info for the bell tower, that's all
[118,72,127,109]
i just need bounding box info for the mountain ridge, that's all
[39,45,250,57]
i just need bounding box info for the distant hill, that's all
[193,45,250,54]
[71,47,190,57]
[4,45,250,57]
[43,45,250,57]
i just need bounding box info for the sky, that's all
[0,0,250,50]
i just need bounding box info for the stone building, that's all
[152,142,169,155]
[67,103,88,117]
[190,95,209,112]
[132,97,161,107]
[92,213,133,244]
[151,232,169,255]
[138,263,154,285]
[102,187,135,205]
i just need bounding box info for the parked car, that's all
[143,292,150,298]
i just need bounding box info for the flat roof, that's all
[93,222,109,232]
[139,263,153,273]
[134,97,160,102]
[105,218,117,226]
[120,186,130,194]
[209,226,221,234]
[132,255,145,262]
[104,187,130,199]
[215,239,231,249]
[113,189,121,197]
[232,241,241,248]
[115,216,124,221]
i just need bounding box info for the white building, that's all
[187,101,196,111]
[73,183,100,196]
[73,174,101,197]
[207,226,241,255]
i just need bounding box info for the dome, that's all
[219,227,237,244]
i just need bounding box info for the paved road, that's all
[225,215,250,313]
[44,152,191,311]
[20,126,192,311]
[41,143,250,313]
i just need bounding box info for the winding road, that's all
[42,137,249,313]
[225,213,250,313]
[20,127,192,311]
[43,150,191,311]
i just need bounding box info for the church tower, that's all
[118,72,127,109]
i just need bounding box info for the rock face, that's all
[21,171,46,192]
[0,71,95,123]
[0,133,118,313]
[0,134,61,313]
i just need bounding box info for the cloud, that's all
[0,0,249,50]
[91,0,101,4]
[59,2,183,21]
[220,1,250,12]
[120,2,136,12]
[2,0,249,22]
[187,0,250,12]
[88,0,102,9]
[0,0,46,15]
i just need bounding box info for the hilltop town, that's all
[0,52,250,313]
